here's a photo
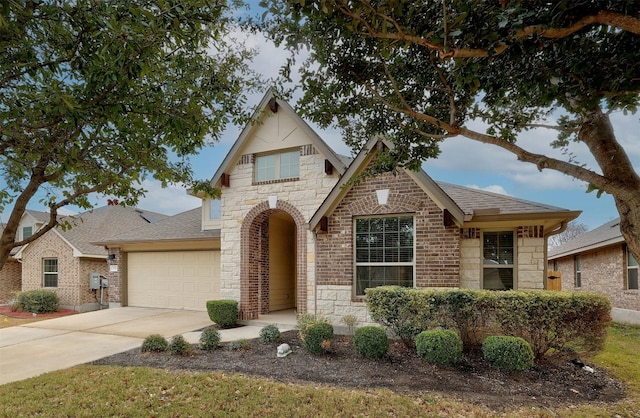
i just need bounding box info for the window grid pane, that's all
[43,259,58,288]
[255,154,277,182]
[279,151,299,179]
[628,249,638,289]
[355,216,414,295]
[483,231,514,265]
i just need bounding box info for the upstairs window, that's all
[574,256,582,288]
[22,226,33,240]
[255,150,300,182]
[354,216,414,296]
[483,231,514,290]
[627,247,638,290]
[43,258,58,288]
[209,199,221,220]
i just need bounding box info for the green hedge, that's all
[206,300,238,328]
[353,326,389,359]
[482,336,534,373]
[17,290,59,313]
[415,329,463,366]
[366,287,610,359]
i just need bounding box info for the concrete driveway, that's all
[0,307,216,386]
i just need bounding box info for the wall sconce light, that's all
[107,254,116,261]
[268,195,278,209]
[376,189,390,205]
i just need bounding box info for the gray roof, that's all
[548,218,623,259]
[95,207,219,244]
[58,205,168,256]
[437,182,570,216]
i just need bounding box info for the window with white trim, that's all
[482,231,514,290]
[574,255,582,288]
[255,150,300,182]
[43,258,58,288]
[627,247,638,290]
[22,226,33,240]
[354,216,414,296]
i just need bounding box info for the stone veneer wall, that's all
[0,259,22,303]
[219,147,339,318]
[315,169,460,325]
[516,226,546,290]
[550,245,639,314]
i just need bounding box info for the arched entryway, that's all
[239,200,307,320]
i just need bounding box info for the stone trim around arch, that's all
[239,199,308,320]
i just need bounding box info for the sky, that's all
[2,6,638,232]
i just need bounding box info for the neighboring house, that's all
[0,205,167,312]
[96,90,581,325]
[548,218,640,325]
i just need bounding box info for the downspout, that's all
[543,221,568,289]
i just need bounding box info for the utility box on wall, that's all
[89,272,101,290]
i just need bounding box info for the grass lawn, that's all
[0,323,638,417]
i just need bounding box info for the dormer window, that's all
[22,226,33,240]
[255,149,300,183]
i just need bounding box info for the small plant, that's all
[227,339,252,351]
[482,336,535,373]
[206,300,238,328]
[199,327,221,351]
[17,290,59,314]
[168,335,192,356]
[353,326,388,359]
[415,329,463,366]
[259,324,281,344]
[141,334,169,353]
[299,318,334,354]
[341,315,358,335]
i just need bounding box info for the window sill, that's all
[253,177,299,186]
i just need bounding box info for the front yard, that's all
[0,323,638,416]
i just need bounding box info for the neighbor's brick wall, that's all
[220,146,340,317]
[21,230,80,309]
[315,168,460,324]
[549,245,639,312]
[0,259,22,303]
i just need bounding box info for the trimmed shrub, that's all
[206,300,238,328]
[141,334,169,353]
[168,335,192,356]
[298,315,334,354]
[17,290,59,314]
[415,329,463,366]
[367,287,611,358]
[227,339,251,351]
[494,291,611,358]
[199,327,221,351]
[259,324,281,344]
[482,336,534,373]
[353,326,389,359]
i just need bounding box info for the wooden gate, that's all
[547,271,562,291]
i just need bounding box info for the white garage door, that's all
[128,251,220,311]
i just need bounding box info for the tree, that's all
[260,0,640,261]
[0,0,259,269]
[547,221,588,249]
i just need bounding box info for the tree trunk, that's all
[579,109,640,262]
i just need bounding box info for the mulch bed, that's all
[91,329,627,412]
[0,305,78,319]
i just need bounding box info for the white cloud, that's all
[133,181,201,215]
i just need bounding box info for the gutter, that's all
[543,221,568,289]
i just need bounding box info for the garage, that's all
[127,251,220,311]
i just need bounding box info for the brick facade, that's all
[549,244,640,313]
[0,259,22,303]
[21,230,109,311]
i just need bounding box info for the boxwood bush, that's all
[353,326,389,359]
[259,324,281,344]
[168,335,192,356]
[141,334,169,353]
[199,327,221,351]
[206,299,238,328]
[298,315,334,354]
[415,329,463,366]
[17,290,59,314]
[367,287,610,358]
[482,336,534,373]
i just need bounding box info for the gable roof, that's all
[309,137,467,229]
[206,89,348,190]
[15,205,167,259]
[94,207,219,245]
[548,218,624,259]
[310,137,581,231]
